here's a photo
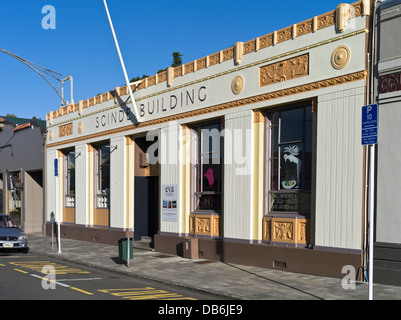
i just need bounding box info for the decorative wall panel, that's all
[189,214,220,237]
[260,54,309,87]
[263,217,310,245]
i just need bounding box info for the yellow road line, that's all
[70,287,94,295]
[9,261,90,275]
[30,274,94,295]
[99,287,155,293]
[30,274,70,287]
[0,264,6,266]
[125,293,187,300]
[98,287,197,300]
[14,268,29,274]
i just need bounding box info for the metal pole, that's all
[0,49,69,106]
[51,220,54,252]
[54,158,61,254]
[70,76,74,105]
[127,236,130,267]
[102,0,140,122]
[368,144,375,300]
[56,174,61,253]
[61,79,64,106]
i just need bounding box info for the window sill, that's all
[191,211,221,215]
[265,212,310,219]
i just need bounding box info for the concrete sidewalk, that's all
[27,233,401,300]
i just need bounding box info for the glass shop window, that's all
[267,105,312,214]
[64,149,76,208]
[94,143,111,209]
[191,121,223,213]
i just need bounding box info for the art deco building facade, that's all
[45,1,373,279]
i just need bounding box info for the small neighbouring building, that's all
[0,116,45,233]
[45,0,374,279]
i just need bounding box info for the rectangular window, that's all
[191,121,223,213]
[267,105,312,214]
[64,150,76,208]
[94,143,110,209]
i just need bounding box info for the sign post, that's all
[362,104,378,300]
[54,159,61,253]
[50,212,55,252]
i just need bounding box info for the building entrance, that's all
[134,136,159,244]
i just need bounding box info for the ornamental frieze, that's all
[58,122,73,138]
[260,54,309,87]
[379,72,401,94]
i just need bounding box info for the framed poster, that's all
[162,184,178,222]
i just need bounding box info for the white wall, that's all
[159,122,181,234]
[74,143,89,225]
[223,110,253,240]
[109,136,127,229]
[314,85,365,250]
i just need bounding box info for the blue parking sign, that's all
[54,158,59,177]
[362,104,378,145]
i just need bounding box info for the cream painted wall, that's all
[314,85,365,250]
[74,144,89,225]
[109,136,127,229]
[159,122,181,234]
[223,110,254,240]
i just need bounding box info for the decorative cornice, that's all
[48,28,369,130]
[46,1,366,123]
[46,70,367,149]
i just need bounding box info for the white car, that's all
[0,214,29,253]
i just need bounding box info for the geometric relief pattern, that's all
[274,222,294,241]
[263,217,310,245]
[189,214,220,237]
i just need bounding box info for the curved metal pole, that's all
[0,49,71,106]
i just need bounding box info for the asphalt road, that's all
[0,251,227,301]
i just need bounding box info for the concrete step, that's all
[140,236,152,243]
[133,236,154,251]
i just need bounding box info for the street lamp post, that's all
[0,49,73,106]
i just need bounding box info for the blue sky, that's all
[0,0,344,120]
